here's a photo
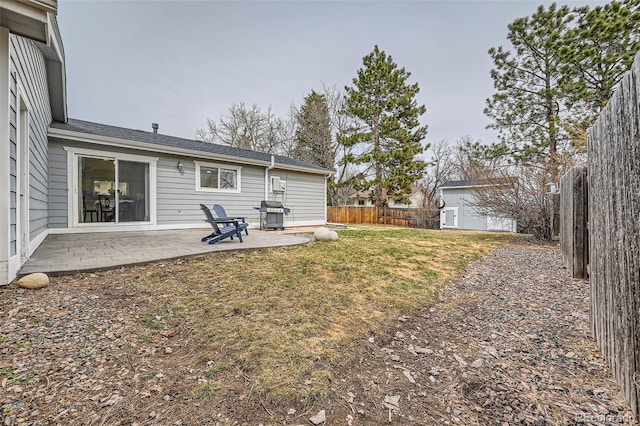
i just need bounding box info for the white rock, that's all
[471,359,484,368]
[328,230,339,241]
[413,345,434,355]
[314,227,332,241]
[485,345,500,359]
[383,395,400,410]
[402,370,416,384]
[16,273,49,289]
[453,354,468,367]
[309,409,326,425]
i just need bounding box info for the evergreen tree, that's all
[292,90,333,169]
[484,1,640,162]
[484,3,573,169]
[559,0,640,120]
[340,45,427,207]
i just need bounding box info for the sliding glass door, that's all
[77,155,149,224]
[118,160,149,222]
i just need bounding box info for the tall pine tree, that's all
[559,0,640,121]
[340,46,427,207]
[484,3,573,170]
[292,90,333,169]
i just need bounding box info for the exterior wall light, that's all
[177,160,184,172]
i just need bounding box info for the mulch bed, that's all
[330,243,636,425]
[0,242,636,425]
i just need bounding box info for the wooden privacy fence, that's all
[587,52,640,416]
[559,166,588,279]
[327,206,440,229]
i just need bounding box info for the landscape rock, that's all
[314,227,337,241]
[383,395,400,410]
[402,370,416,384]
[309,409,326,425]
[16,272,49,289]
[471,359,484,368]
[453,353,467,367]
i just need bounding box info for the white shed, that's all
[439,180,517,232]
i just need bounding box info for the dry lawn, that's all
[133,227,509,405]
[2,226,512,424]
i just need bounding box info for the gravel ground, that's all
[0,243,636,425]
[331,244,636,425]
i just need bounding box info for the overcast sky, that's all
[57,0,608,149]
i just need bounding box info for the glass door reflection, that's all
[78,156,149,224]
[79,156,115,223]
[117,160,149,222]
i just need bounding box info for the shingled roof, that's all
[440,178,512,188]
[49,118,332,174]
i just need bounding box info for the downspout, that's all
[324,171,333,224]
[264,155,275,200]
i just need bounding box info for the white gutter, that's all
[264,155,275,200]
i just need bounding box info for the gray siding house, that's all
[439,180,517,232]
[47,120,330,233]
[0,1,331,285]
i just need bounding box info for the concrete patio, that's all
[19,228,313,277]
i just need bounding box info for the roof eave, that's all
[48,126,332,175]
[16,0,56,14]
[35,13,66,122]
[0,0,50,42]
[440,183,508,190]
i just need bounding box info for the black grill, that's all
[256,201,291,230]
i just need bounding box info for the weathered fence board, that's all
[559,166,588,279]
[327,206,439,229]
[588,51,640,416]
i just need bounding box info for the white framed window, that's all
[195,161,241,193]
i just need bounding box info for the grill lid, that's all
[261,200,283,208]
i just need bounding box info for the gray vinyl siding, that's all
[268,169,326,225]
[47,141,68,228]
[156,157,265,225]
[10,35,51,241]
[49,139,329,228]
[9,71,17,256]
[441,187,487,230]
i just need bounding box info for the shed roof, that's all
[49,118,333,175]
[440,178,511,188]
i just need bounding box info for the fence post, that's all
[559,166,588,279]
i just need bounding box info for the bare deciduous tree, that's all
[471,164,553,239]
[416,139,456,208]
[197,102,292,155]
